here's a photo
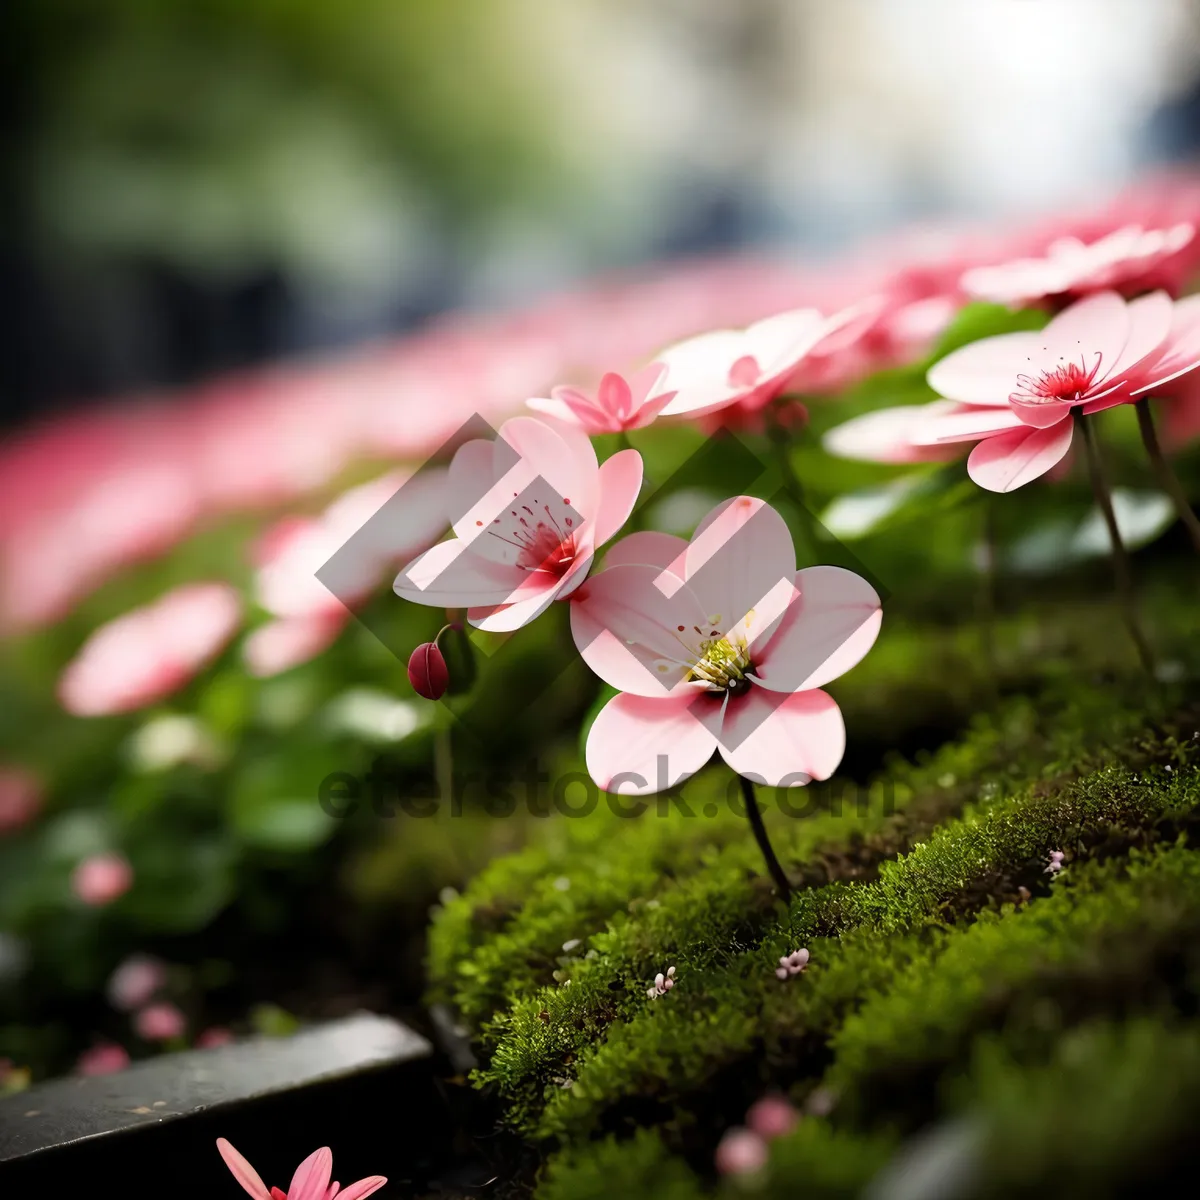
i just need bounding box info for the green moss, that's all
[425,596,1200,1195]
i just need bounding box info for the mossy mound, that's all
[428,584,1200,1198]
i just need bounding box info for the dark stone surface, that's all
[0,1012,441,1195]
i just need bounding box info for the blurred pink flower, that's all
[775,948,810,980]
[76,1042,131,1077]
[396,416,642,633]
[656,303,880,420]
[58,582,241,716]
[527,364,677,435]
[646,965,676,999]
[216,1139,386,1200]
[746,1094,800,1140]
[197,1027,235,1049]
[827,291,1200,492]
[962,223,1196,307]
[0,766,42,835]
[72,853,133,906]
[572,498,880,793]
[135,1002,186,1041]
[243,614,347,679]
[107,954,167,1011]
[715,1127,769,1177]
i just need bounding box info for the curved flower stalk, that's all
[395,416,642,632]
[216,1139,386,1200]
[527,364,676,435]
[571,498,880,792]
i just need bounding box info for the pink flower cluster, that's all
[715,1094,801,1177]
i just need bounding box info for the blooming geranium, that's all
[825,291,1200,492]
[527,364,677,435]
[570,498,880,792]
[58,582,241,716]
[217,1140,385,1200]
[395,416,642,632]
[962,223,1196,307]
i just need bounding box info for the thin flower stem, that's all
[1135,398,1200,555]
[1077,414,1156,676]
[739,774,792,902]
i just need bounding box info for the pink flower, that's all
[527,364,677,435]
[107,954,168,1011]
[827,291,1200,492]
[76,1041,131,1076]
[135,1001,186,1041]
[963,223,1196,307]
[746,1094,800,1140]
[571,498,881,793]
[58,582,241,716]
[655,303,880,420]
[243,614,347,679]
[646,965,676,999]
[72,853,133,906]
[395,416,642,632]
[197,1027,235,1048]
[715,1127,769,1177]
[0,766,42,835]
[1045,849,1066,875]
[216,1139,386,1200]
[775,948,809,980]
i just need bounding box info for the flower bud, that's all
[408,641,449,700]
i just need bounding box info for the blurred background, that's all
[5,0,1200,426]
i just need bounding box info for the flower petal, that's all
[586,692,718,794]
[684,497,796,635]
[927,331,1043,406]
[602,531,689,571]
[288,1147,333,1200]
[718,688,845,787]
[657,330,749,417]
[336,1178,388,1200]
[822,403,965,463]
[1098,290,1172,384]
[966,421,1074,493]
[591,449,643,547]
[756,567,882,692]
[909,405,1027,445]
[570,563,708,696]
[216,1139,272,1200]
[497,416,599,516]
[395,540,527,607]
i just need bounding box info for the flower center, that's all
[1010,351,1101,405]
[687,630,754,694]
[485,497,578,576]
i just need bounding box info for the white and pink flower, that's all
[825,291,1200,492]
[570,498,881,793]
[527,364,676,435]
[216,1139,386,1200]
[58,582,241,716]
[395,416,642,632]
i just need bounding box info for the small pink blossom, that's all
[243,613,347,679]
[746,1094,799,1140]
[715,1127,769,1177]
[826,291,1200,492]
[76,1041,131,1076]
[1045,850,1066,875]
[775,948,810,980]
[216,1139,386,1200]
[107,954,167,1011]
[72,853,133,906]
[527,364,677,435]
[0,766,42,835]
[572,498,881,793]
[646,965,676,999]
[655,302,881,420]
[396,416,642,633]
[963,223,1196,307]
[197,1027,235,1049]
[135,1001,186,1041]
[58,582,241,716]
